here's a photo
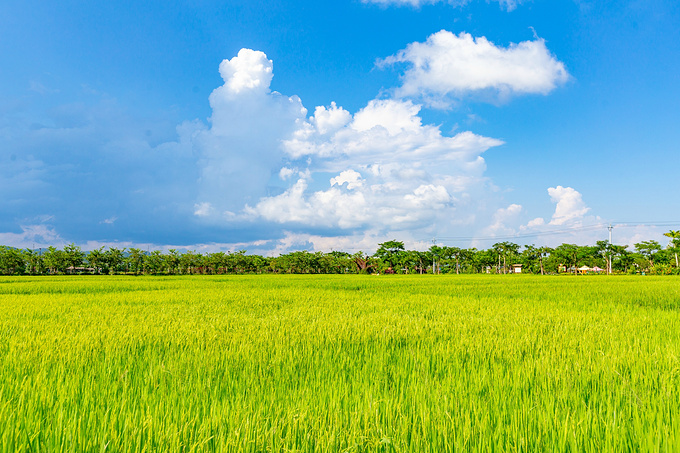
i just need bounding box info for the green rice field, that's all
[1,275,679,452]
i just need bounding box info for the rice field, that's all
[1,275,679,452]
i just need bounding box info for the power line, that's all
[610,221,680,228]
[426,221,680,244]
[432,223,607,242]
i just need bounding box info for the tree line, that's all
[1,230,679,276]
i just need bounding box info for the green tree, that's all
[374,240,405,271]
[521,245,540,274]
[43,246,67,273]
[612,245,632,273]
[473,248,495,273]
[635,240,662,269]
[63,243,84,272]
[664,230,680,268]
[86,247,106,274]
[145,250,165,274]
[179,250,203,274]
[104,247,126,274]
[552,244,581,273]
[492,242,520,274]
[0,246,25,275]
[595,240,615,274]
[537,246,553,275]
[22,248,44,275]
[127,248,145,275]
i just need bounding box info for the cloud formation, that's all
[193,49,308,218]
[521,186,593,231]
[380,31,569,106]
[243,97,503,233]
[547,185,591,225]
[0,46,580,253]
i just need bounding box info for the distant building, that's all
[511,264,522,274]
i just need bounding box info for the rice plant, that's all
[1,275,679,452]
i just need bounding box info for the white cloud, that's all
[283,99,502,166]
[279,167,297,180]
[518,186,591,232]
[380,31,569,106]
[352,99,423,135]
[404,184,451,208]
[547,185,590,225]
[245,178,371,229]
[363,0,523,11]
[0,224,65,249]
[245,97,503,232]
[193,202,213,217]
[330,170,364,190]
[218,49,274,95]
[526,217,545,228]
[312,102,352,135]
[487,203,523,233]
[514,186,610,247]
[191,49,308,218]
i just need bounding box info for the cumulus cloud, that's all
[521,186,592,232]
[283,99,502,166]
[547,185,590,225]
[190,50,508,239]
[193,49,308,218]
[218,49,274,94]
[244,97,503,232]
[380,31,569,106]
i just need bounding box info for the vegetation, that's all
[1,275,679,451]
[2,229,680,275]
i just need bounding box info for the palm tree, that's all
[537,246,553,275]
[664,230,680,268]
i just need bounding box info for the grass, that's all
[1,275,679,452]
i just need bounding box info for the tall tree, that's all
[127,248,146,275]
[86,247,105,274]
[374,240,405,271]
[553,244,581,273]
[43,246,67,274]
[537,246,553,275]
[105,247,126,274]
[0,246,25,275]
[492,242,520,274]
[595,240,614,274]
[664,230,680,268]
[63,243,84,272]
[22,248,43,275]
[635,240,662,269]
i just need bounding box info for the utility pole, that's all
[608,224,613,275]
[432,238,436,275]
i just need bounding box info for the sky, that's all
[1,0,679,254]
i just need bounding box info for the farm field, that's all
[1,275,679,452]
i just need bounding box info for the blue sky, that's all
[2,0,679,253]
